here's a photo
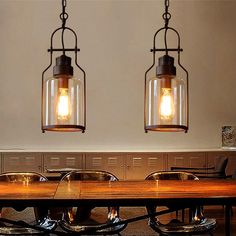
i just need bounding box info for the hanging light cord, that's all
[60,0,68,55]
[163,0,171,55]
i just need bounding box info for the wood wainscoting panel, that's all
[43,153,84,173]
[2,152,42,173]
[1,151,235,180]
[85,153,125,180]
[167,152,207,170]
[125,153,165,180]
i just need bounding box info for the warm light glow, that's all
[23,177,29,186]
[57,88,70,120]
[68,209,75,223]
[160,88,174,120]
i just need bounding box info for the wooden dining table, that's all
[0,179,235,235]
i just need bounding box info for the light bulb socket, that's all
[156,55,176,77]
[53,55,73,77]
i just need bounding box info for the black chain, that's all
[162,0,171,28]
[60,0,68,29]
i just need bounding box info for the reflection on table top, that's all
[0,181,58,199]
[0,180,236,206]
[55,180,236,205]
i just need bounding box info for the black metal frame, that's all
[0,184,234,236]
[144,0,189,133]
[0,206,184,236]
[41,0,86,133]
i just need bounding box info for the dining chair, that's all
[171,156,228,179]
[0,172,57,235]
[59,170,127,235]
[145,171,216,236]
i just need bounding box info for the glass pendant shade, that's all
[42,55,85,132]
[145,59,187,132]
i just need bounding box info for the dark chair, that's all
[232,170,236,179]
[171,156,228,179]
[145,171,216,236]
[59,170,127,235]
[0,172,57,235]
[231,171,236,214]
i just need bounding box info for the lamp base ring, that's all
[42,125,85,132]
[145,125,188,133]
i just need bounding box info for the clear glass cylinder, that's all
[145,75,187,132]
[42,75,84,132]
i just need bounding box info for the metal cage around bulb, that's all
[42,26,86,133]
[144,0,189,133]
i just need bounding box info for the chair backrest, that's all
[61,170,118,182]
[60,170,120,229]
[145,171,199,180]
[0,172,48,182]
[215,156,228,173]
[145,171,204,227]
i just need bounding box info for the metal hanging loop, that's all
[60,13,69,27]
[60,0,68,28]
[163,0,171,28]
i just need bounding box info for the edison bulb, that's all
[57,87,70,120]
[160,87,174,120]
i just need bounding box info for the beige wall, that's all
[0,0,236,151]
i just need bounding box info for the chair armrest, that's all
[191,171,227,179]
[171,167,227,178]
[186,171,224,175]
[171,166,214,171]
[196,175,226,179]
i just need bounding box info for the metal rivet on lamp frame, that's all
[144,0,189,133]
[41,0,86,133]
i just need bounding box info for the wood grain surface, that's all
[0,180,235,206]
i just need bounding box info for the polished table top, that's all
[55,179,236,206]
[0,180,235,236]
[0,181,58,198]
[0,180,235,207]
[0,182,57,208]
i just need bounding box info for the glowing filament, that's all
[160,88,174,120]
[57,88,70,120]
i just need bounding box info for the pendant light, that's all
[42,0,86,133]
[144,0,189,133]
